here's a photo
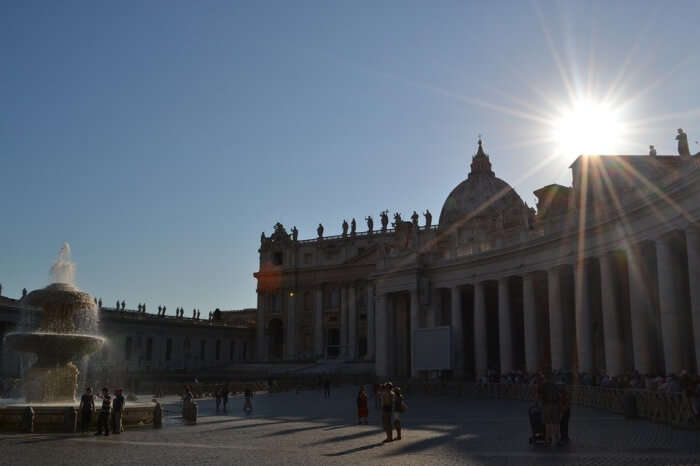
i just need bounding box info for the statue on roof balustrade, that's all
[677,128,691,157]
[424,209,432,228]
[350,218,356,236]
[342,219,349,237]
[366,215,374,233]
[380,211,389,232]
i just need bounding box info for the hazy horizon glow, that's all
[1,1,699,312]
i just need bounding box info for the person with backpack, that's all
[537,374,561,446]
[393,386,407,440]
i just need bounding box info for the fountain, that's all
[4,244,104,402]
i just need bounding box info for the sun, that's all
[552,98,626,157]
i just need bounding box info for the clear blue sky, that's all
[2,1,699,312]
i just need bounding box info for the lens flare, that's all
[552,99,626,157]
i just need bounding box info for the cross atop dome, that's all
[469,137,494,177]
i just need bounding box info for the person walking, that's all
[380,383,394,442]
[393,386,406,440]
[94,387,111,436]
[112,388,125,434]
[323,378,331,399]
[559,385,571,445]
[222,385,229,413]
[357,386,369,425]
[244,387,253,414]
[78,387,94,435]
[215,387,222,413]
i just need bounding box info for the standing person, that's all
[393,387,406,440]
[559,385,571,445]
[323,378,331,399]
[78,387,94,435]
[215,387,222,413]
[537,374,561,446]
[244,387,253,414]
[222,385,229,413]
[357,386,369,425]
[112,388,125,434]
[94,387,111,436]
[380,383,394,443]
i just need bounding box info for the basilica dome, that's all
[438,140,531,232]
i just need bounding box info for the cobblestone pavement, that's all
[1,386,699,465]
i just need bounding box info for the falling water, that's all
[50,243,76,285]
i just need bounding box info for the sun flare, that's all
[552,99,626,157]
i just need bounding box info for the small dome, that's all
[439,140,530,231]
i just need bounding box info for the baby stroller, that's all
[528,405,546,445]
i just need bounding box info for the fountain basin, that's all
[4,332,104,366]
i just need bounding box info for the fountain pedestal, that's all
[24,363,79,403]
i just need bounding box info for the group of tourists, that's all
[354,382,407,442]
[78,386,125,436]
[214,385,230,413]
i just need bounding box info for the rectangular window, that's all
[125,337,132,361]
[303,253,312,265]
[200,340,206,361]
[146,338,153,361]
[242,342,247,360]
[165,338,172,361]
[273,252,283,265]
[215,340,221,361]
[229,341,235,361]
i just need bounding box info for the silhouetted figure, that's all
[392,212,402,228]
[98,298,102,308]
[291,226,298,241]
[95,387,111,436]
[192,309,196,319]
[79,387,94,434]
[317,223,324,238]
[22,288,27,298]
[350,218,356,236]
[649,145,657,156]
[411,211,419,228]
[121,300,125,311]
[366,215,374,233]
[677,128,691,157]
[342,219,349,237]
[112,388,125,434]
[196,310,200,320]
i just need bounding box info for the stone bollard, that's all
[152,400,162,429]
[64,407,77,433]
[21,407,35,433]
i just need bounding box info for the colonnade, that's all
[373,227,700,378]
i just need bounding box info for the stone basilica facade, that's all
[255,140,700,379]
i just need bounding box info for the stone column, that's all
[375,293,389,376]
[600,253,624,376]
[498,277,513,374]
[473,282,487,378]
[686,228,700,374]
[286,291,295,360]
[366,285,375,360]
[348,285,357,360]
[256,292,266,361]
[428,287,440,327]
[547,267,565,371]
[450,286,464,377]
[313,288,323,358]
[410,288,420,377]
[340,286,348,358]
[522,273,538,372]
[574,260,593,374]
[626,245,656,374]
[656,236,683,375]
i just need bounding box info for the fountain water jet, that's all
[4,244,104,402]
